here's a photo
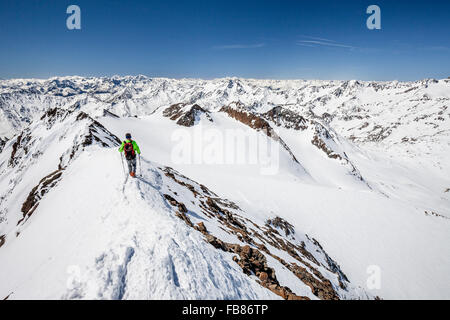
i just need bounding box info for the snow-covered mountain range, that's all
[0,76,449,300]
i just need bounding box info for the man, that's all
[119,133,141,177]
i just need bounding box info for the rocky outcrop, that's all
[7,108,121,229]
[311,123,343,160]
[160,166,361,300]
[18,169,63,226]
[220,102,300,164]
[40,107,71,128]
[266,217,295,237]
[262,106,308,131]
[222,104,367,186]
[58,111,121,169]
[163,103,212,127]
[221,102,274,134]
[311,122,367,183]
[0,235,5,248]
[0,137,7,153]
[103,109,120,118]
[78,112,121,147]
[424,210,449,220]
[162,103,184,120]
[8,131,32,168]
[260,106,366,183]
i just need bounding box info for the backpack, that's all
[123,140,136,160]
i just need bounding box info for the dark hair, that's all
[125,133,131,139]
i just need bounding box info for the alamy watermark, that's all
[66,5,81,30]
[170,125,281,175]
[366,5,381,30]
[65,5,380,31]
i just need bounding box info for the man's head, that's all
[125,133,132,140]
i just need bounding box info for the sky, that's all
[0,0,449,81]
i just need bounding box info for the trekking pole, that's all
[120,152,126,176]
[139,154,142,177]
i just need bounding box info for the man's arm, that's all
[118,141,125,152]
[132,141,141,154]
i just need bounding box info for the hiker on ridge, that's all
[119,133,141,177]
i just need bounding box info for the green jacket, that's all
[119,139,141,154]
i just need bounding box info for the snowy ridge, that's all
[262,105,368,186]
[1,76,448,160]
[0,107,120,239]
[0,76,449,299]
[0,106,369,300]
[158,166,370,300]
[1,76,448,181]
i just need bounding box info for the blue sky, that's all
[0,0,449,80]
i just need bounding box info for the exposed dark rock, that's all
[83,120,121,147]
[162,165,351,300]
[366,125,393,142]
[221,103,274,134]
[0,235,5,248]
[163,194,178,206]
[220,103,300,164]
[8,133,22,167]
[40,107,72,128]
[59,112,121,169]
[163,194,193,226]
[40,107,69,121]
[0,137,8,154]
[195,222,208,233]
[163,167,218,198]
[287,263,339,300]
[259,271,269,282]
[2,292,12,300]
[177,104,212,127]
[321,112,333,123]
[163,103,212,127]
[203,233,308,300]
[18,169,64,226]
[8,131,32,168]
[311,135,341,160]
[263,106,308,130]
[175,211,194,227]
[310,123,366,183]
[76,112,89,121]
[177,202,188,213]
[266,216,295,237]
[424,210,449,220]
[260,106,366,184]
[311,123,342,160]
[103,109,120,118]
[162,103,184,120]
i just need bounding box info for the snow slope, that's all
[0,76,449,300]
[0,107,370,300]
[0,149,279,299]
[100,109,450,300]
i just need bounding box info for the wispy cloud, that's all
[297,40,356,49]
[212,43,266,50]
[296,43,317,48]
[298,35,337,43]
[296,36,358,50]
[421,46,450,52]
